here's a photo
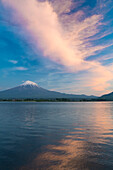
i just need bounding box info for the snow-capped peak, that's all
[21,80,38,87]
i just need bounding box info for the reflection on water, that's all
[0,102,113,170]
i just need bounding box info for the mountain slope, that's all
[100,91,113,100]
[0,81,97,100]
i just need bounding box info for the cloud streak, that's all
[9,60,18,64]
[13,67,28,71]
[1,0,113,92]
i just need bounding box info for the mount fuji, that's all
[0,81,96,100]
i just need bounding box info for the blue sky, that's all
[0,0,113,95]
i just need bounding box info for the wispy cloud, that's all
[13,67,28,71]
[1,0,113,92]
[8,60,18,64]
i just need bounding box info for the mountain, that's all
[0,81,97,100]
[100,91,113,100]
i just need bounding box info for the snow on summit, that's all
[21,81,38,87]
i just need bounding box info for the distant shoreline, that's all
[0,99,112,102]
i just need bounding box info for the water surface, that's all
[0,102,113,169]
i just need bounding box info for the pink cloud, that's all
[13,67,28,71]
[2,0,113,92]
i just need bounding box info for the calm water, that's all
[0,102,113,170]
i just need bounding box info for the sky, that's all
[0,0,113,96]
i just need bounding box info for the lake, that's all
[0,102,113,170]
